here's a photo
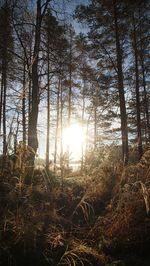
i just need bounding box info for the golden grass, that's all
[57,241,106,266]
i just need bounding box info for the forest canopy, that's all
[0,0,150,170]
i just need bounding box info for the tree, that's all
[125,0,149,157]
[113,0,128,164]
[132,12,143,158]
[75,0,129,164]
[0,0,14,156]
[28,0,51,167]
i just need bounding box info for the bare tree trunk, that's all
[81,79,85,170]
[54,78,60,172]
[67,32,73,167]
[142,66,150,142]
[139,14,150,142]
[68,43,72,129]
[143,109,148,145]
[0,74,3,136]
[2,60,7,156]
[133,15,143,159]
[94,105,97,150]
[60,78,64,189]
[14,112,20,154]
[28,45,32,139]
[46,41,50,170]
[28,78,32,137]
[28,0,50,167]
[94,86,98,150]
[28,0,41,157]
[22,57,26,145]
[113,0,128,165]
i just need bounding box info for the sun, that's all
[62,124,85,160]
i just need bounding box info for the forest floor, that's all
[0,151,150,266]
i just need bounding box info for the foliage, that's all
[88,150,150,254]
[0,149,150,265]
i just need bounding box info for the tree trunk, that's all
[113,0,128,165]
[133,15,143,159]
[139,13,150,142]
[27,0,50,181]
[81,79,85,170]
[54,78,60,172]
[0,73,3,136]
[2,59,7,156]
[28,0,41,157]
[14,112,20,155]
[28,0,50,170]
[28,45,32,139]
[46,41,50,170]
[22,58,26,145]
[60,78,64,189]
[94,86,98,150]
[141,64,150,142]
[94,105,97,150]
[67,32,73,167]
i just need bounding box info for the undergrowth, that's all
[0,149,150,266]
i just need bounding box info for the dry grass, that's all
[88,150,150,251]
[57,240,106,266]
[0,149,150,265]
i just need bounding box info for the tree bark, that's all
[113,0,128,165]
[0,73,3,136]
[67,31,73,167]
[2,60,7,156]
[46,40,50,170]
[133,15,143,158]
[54,78,60,172]
[28,0,50,169]
[28,0,41,155]
[139,13,150,142]
[81,79,85,170]
[22,57,26,145]
[60,78,64,189]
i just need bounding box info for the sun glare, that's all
[62,124,85,160]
